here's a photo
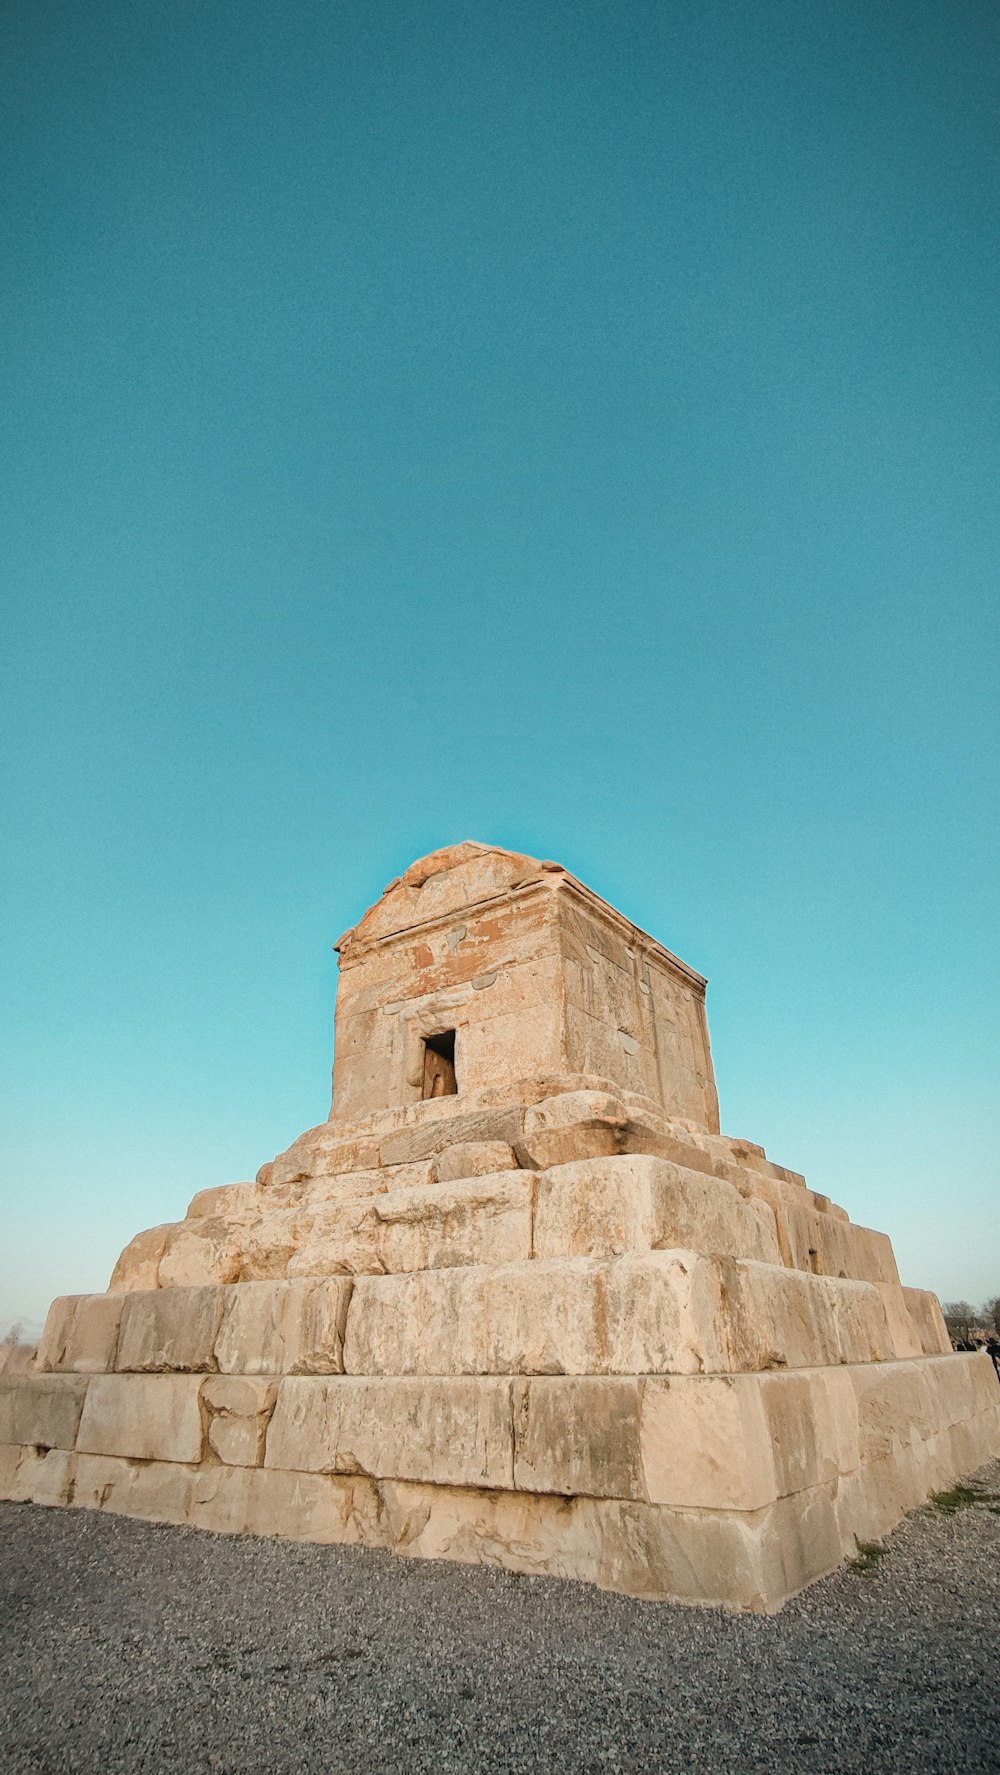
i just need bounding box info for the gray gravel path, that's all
[2,1461,999,1775]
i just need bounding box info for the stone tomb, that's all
[3,842,998,1610]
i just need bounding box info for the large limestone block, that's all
[213,1278,354,1374]
[73,1453,195,1525]
[778,1201,900,1288]
[639,1368,863,1513]
[640,1375,777,1511]
[76,1374,205,1463]
[374,1173,532,1272]
[232,1466,383,1544]
[108,1223,173,1292]
[4,1445,76,1507]
[269,1125,382,1190]
[594,1498,773,1610]
[518,1091,628,1169]
[850,1360,935,1463]
[0,1374,89,1449]
[283,1199,380,1278]
[188,1463,382,1542]
[286,1172,533,1279]
[202,1376,278,1465]
[157,1218,243,1288]
[875,1283,923,1360]
[36,1294,124,1373]
[756,1482,845,1604]
[379,1105,525,1169]
[343,1253,728,1377]
[432,1141,518,1182]
[903,1288,951,1356]
[116,1286,225,1372]
[533,1154,780,1266]
[513,1377,644,1500]
[375,1479,605,1584]
[721,1261,895,1371]
[265,1375,514,1489]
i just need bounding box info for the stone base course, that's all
[2,1354,998,1612]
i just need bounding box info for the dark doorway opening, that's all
[422,1030,457,1099]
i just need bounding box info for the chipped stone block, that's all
[76,1374,205,1463]
[265,1375,514,1489]
[108,1223,172,1293]
[378,1107,525,1170]
[0,1374,89,1450]
[157,1219,242,1288]
[432,1141,518,1182]
[211,1279,354,1375]
[116,1286,225,1373]
[518,1090,628,1169]
[902,1287,951,1356]
[280,1278,355,1374]
[61,1295,125,1373]
[720,1262,894,1372]
[533,1154,781,1266]
[595,1498,771,1610]
[8,1445,76,1506]
[73,1453,196,1525]
[374,1173,532,1272]
[876,1282,923,1360]
[202,1375,278,1465]
[377,1480,604,1583]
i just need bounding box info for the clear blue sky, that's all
[2,1,997,1329]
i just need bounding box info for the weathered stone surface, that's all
[518,1091,629,1170]
[6,1444,76,1506]
[108,1223,172,1292]
[157,1219,243,1289]
[343,1254,728,1377]
[116,1286,225,1372]
[202,1375,278,1465]
[265,1375,514,1489]
[76,1374,204,1463]
[378,1107,526,1170]
[212,1279,354,1375]
[374,1174,532,1273]
[903,1287,951,1355]
[43,1293,124,1373]
[533,1154,781,1266]
[720,1262,895,1371]
[0,1374,89,1449]
[432,1141,519,1182]
[189,1463,384,1542]
[640,1375,776,1511]
[73,1453,195,1525]
[513,1377,644,1499]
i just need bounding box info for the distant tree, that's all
[942,1301,978,1343]
[5,1319,25,1347]
[984,1297,1000,1338]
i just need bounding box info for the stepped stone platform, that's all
[3,842,998,1611]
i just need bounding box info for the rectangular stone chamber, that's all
[4,843,998,1612]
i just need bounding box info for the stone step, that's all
[3,1354,998,1611]
[110,1147,877,1296]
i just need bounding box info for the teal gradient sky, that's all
[2,2,998,1328]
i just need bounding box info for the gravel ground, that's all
[2,1461,999,1775]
